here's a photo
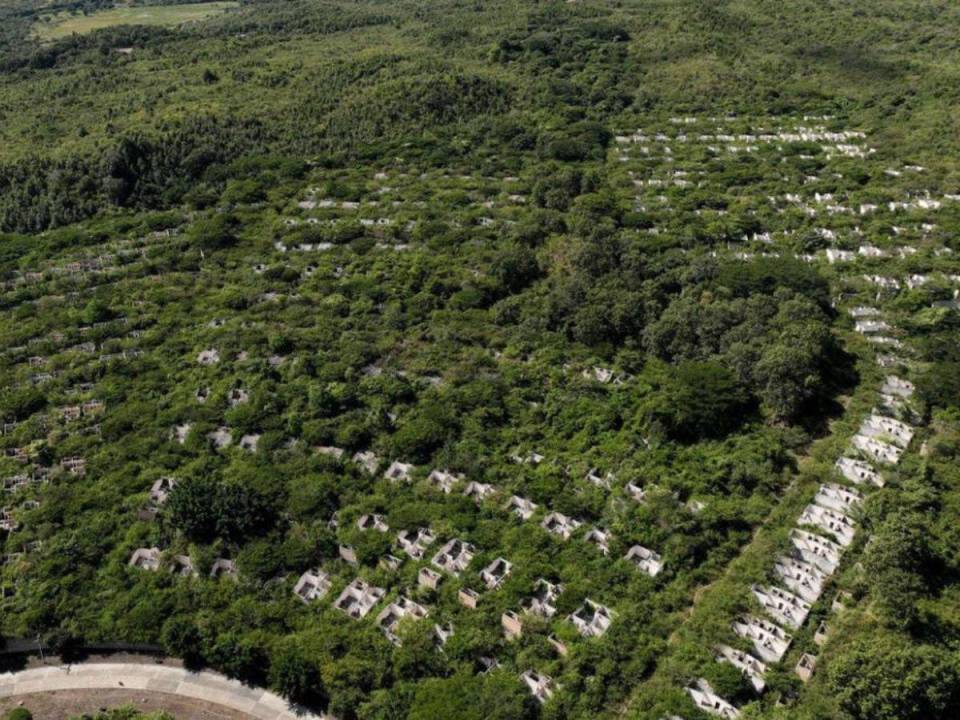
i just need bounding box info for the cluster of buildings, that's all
[121,445,670,704]
[684,318,918,717]
[0,231,175,293]
[0,242,161,569]
[615,122,871,159]
[278,170,532,246]
[129,547,235,579]
[613,117,934,719]
[9,111,954,718]
[688,326,918,717]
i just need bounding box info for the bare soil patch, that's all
[0,688,252,720]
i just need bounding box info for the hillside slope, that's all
[1,3,959,720]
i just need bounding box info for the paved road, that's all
[0,662,329,720]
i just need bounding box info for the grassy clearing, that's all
[33,2,239,41]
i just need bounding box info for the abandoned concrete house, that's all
[434,622,454,647]
[582,366,616,384]
[732,615,793,664]
[686,678,740,719]
[520,670,556,704]
[875,354,901,368]
[149,476,177,506]
[835,456,884,487]
[209,558,237,578]
[129,547,161,571]
[197,349,220,365]
[881,375,914,398]
[799,503,857,547]
[832,591,854,614]
[0,508,18,532]
[906,273,930,289]
[826,249,855,263]
[426,469,461,493]
[715,644,768,692]
[384,460,415,483]
[81,399,104,414]
[294,569,332,603]
[418,566,443,591]
[357,514,389,532]
[463,481,496,502]
[5,447,28,463]
[173,423,191,444]
[863,274,900,290]
[379,554,402,572]
[585,527,612,555]
[867,335,903,349]
[857,244,886,258]
[541,512,582,540]
[522,579,564,618]
[585,468,614,489]
[625,544,664,576]
[854,319,891,334]
[877,392,906,414]
[859,413,914,447]
[774,555,827,603]
[432,538,476,575]
[751,583,811,630]
[207,426,232,449]
[60,456,86,476]
[547,634,568,657]
[852,433,902,465]
[60,405,83,422]
[513,451,545,465]
[687,499,708,514]
[569,599,614,638]
[458,587,479,609]
[3,475,29,493]
[795,653,818,683]
[625,481,647,502]
[814,620,830,646]
[813,483,863,514]
[480,557,513,589]
[501,610,523,639]
[790,529,843,575]
[376,596,429,644]
[352,450,380,474]
[397,527,436,560]
[505,495,537,520]
[334,578,385,619]
[170,555,196,577]
[311,446,342,461]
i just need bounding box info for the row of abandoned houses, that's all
[683,285,919,718]
[317,452,669,572]
[126,545,590,704]
[128,465,656,705]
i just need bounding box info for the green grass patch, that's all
[33,2,239,41]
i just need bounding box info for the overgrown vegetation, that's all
[0,2,958,720]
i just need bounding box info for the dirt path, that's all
[0,688,251,720]
[0,660,330,720]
